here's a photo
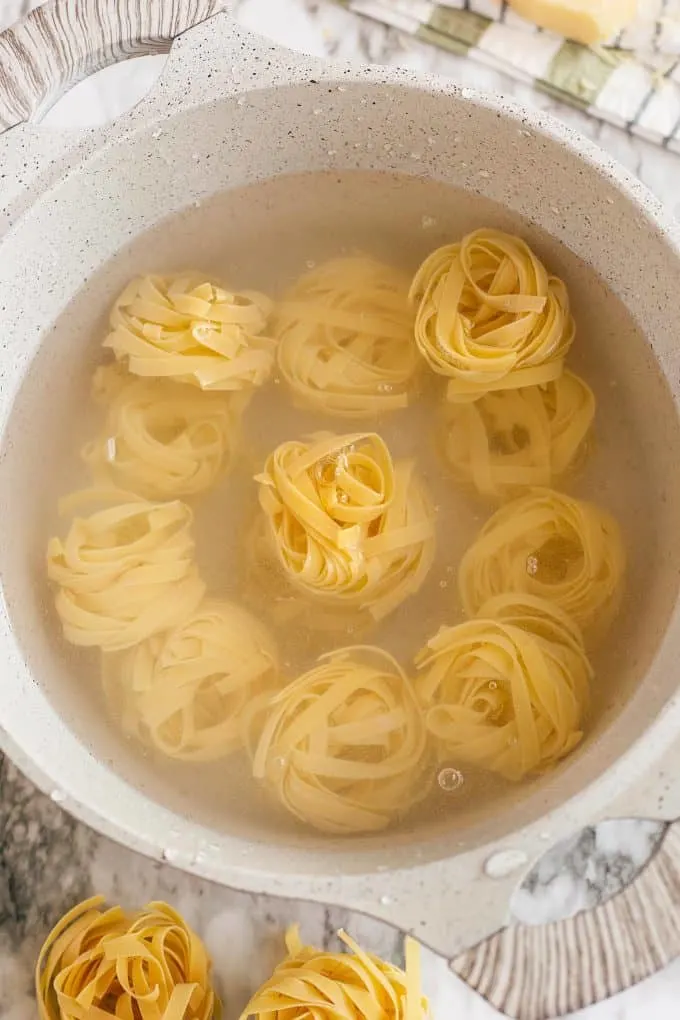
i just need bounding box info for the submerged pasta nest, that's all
[275,256,418,417]
[105,274,275,391]
[442,370,595,497]
[104,600,278,761]
[415,593,592,780]
[255,432,435,620]
[83,365,238,499]
[409,228,575,402]
[249,647,429,834]
[458,487,626,633]
[46,493,205,650]
[36,896,217,1020]
[240,925,430,1020]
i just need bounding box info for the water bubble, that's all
[327,150,337,157]
[380,895,393,906]
[439,579,448,589]
[489,680,498,691]
[484,849,528,879]
[313,108,322,116]
[306,260,316,269]
[438,767,464,792]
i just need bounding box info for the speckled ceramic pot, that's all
[2,4,680,1018]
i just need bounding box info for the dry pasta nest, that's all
[441,370,595,497]
[275,256,419,418]
[458,487,626,634]
[36,895,218,1020]
[415,593,592,780]
[240,925,430,1020]
[83,365,239,499]
[46,491,205,651]
[255,432,435,621]
[249,646,430,834]
[103,599,279,762]
[105,274,275,392]
[409,228,575,402]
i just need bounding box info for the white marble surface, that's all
[2,0,680,1018]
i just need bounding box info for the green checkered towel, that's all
[335,0,680,152]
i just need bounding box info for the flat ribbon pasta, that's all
[415,593,592,780]
[256,432,435,620]
[47,492,205,650]
[240,924,430,1020]
[250,646,429,834]
[442,370,595,497]
[409,228,575,402]
[275,256,418,417]
[83,365,238,499]
[458,487,625,632]
[36,896,218,1020]
[105,274,275,391]
[104,600,278,761]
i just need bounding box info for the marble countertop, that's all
[2,1,680,1018]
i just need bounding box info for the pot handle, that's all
[450,816,680,1019]
[0,0,225,131]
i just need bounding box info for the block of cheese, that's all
[508,0,637,44]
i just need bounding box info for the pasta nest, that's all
[250,647,429,834]
[105,274,275,392]
[409,228,575,402]
[274,256,418,418]
[458,488,625,633]
[83,365,238,499]
[240,925,430,1020]
[442,370,595,497]
[47,494,205,651]
[36,895,218,1020]
[415,593,592,780]
[104,600,278,761]
[255,432,435,621]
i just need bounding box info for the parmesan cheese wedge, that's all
[508,0,638,45]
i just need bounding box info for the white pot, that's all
[2,4,680,1017]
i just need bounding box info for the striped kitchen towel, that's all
[334,0,680,152]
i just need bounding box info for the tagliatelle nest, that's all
[83,365,239,499]
[250,646,429,834]
[36,896,219,1020]
[104,599,279,761]
[441,370,595,497]
[240,924,430,1020]
[275,256,418,418]
[458,487,626,633]
[105,274,275,392]
[255,432,435,621]
[409,228,575,402]
[46,491,205,650]
[415,593,593,780]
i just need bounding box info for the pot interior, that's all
[2,81,680,871]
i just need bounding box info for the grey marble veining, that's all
[1,0,680,1017]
